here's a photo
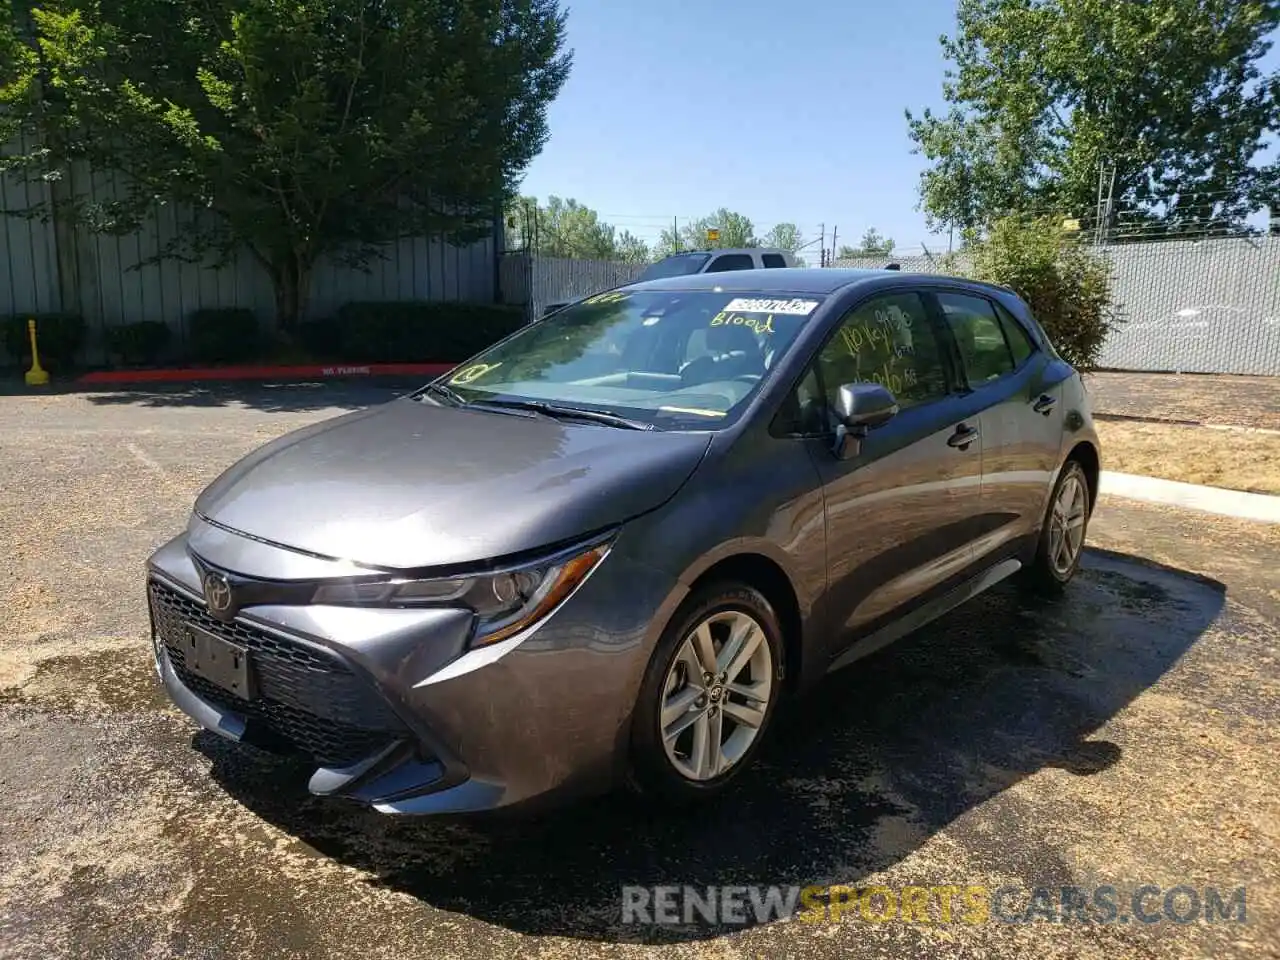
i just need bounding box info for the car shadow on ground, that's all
[200,548,1226,944]
[1,378,424,412]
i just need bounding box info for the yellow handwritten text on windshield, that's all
[450,362,502,385]
[710,311,775,336]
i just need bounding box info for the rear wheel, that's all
[628,583,783,804]
[1022,459,1091,595]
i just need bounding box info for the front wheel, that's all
[628,583,783,804]
[1022,459,1092,595]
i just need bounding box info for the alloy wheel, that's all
[1049,472,1088,576]
[659,609,773,781]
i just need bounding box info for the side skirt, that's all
[825,558,1023,675]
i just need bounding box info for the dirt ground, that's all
[1086,371,1280,431]
[1,382,1279,960]
[1095,419,1280,495]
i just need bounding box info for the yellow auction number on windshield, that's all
[583,291,628,305]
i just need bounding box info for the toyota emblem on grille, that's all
[203,572,234,617]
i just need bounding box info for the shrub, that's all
[965,215,1117,370]
[3,313,86,371]
[298,317,346,360]
[187,308,259,364]
[105,321,172,366]
[330,302,527,362]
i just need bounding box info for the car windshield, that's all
[436,289,825,429]
[636,253,712,281]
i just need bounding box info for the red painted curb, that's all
[76,362,456,385]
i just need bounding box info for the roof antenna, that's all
[884,262,901,271]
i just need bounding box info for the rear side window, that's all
[936,292,1015,385]
[761,253,787,268]
[994,302,1036,366]
[705,254,755,272]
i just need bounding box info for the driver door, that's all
[804,291,985,667]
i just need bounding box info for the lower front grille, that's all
[149,579,407,766]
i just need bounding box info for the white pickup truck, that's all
[543,247,803,317]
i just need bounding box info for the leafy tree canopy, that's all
[760,222,802,252]
[3,0,571,328]
[507,195,650,262]
[907,0,1280,235]
[838,227,895,258]
[659,208,760,253]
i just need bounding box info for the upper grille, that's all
[149,578,407,766]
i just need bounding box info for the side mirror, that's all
[832,383,898,460]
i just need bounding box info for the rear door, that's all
[931,290,1065,564]
[800,291,984,665]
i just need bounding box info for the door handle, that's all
[1033,394,1057,415]
[947,424,979,449]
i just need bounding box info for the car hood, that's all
[194,397,712,570]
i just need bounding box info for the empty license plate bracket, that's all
[184,625,256,700]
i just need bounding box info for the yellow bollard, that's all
[24,317,50,386]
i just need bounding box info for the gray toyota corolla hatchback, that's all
[147,268,1100,814]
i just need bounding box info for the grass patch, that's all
[1097,420,1280,496]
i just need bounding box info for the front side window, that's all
[442,290,826,429]
[937,292,1016,385]
[705,254,756,272]
[813,293,949,412]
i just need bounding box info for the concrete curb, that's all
[1100,471,1280,524]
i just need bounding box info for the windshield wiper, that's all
[475,398,654,431]
[418,382,467,407]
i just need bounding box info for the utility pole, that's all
[830,226,838,264]
[672,216,679,254]
[819,223,825,267]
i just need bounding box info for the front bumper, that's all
[147,523,682,815]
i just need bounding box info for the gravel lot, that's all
[1,381,1278,960]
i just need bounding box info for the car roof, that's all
[627,267,902,295]
[657,247,794,257]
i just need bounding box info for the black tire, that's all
[627,582,784,805]
[1021,459,1092,596]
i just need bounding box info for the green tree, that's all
[506,195,651,261]
[0,3,37,153]
[659,207,760,252]
[965,215,1116,369]
[760,222,802,252]
[839,227,895,258]
[613,230,651,263]
[906,0,1280,235]
[7,0,571,330]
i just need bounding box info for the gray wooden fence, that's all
[1,160,499,365]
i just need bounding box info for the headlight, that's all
[310,539,611,646]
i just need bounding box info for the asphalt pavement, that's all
[1,382,1277,960]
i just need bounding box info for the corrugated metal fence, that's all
[499,255,645,320]
[1,159,498,365]
[834,237,1280,376]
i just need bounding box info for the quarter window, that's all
[937,292,1016,385]
[814,293,948,411]
[761,253,787,268]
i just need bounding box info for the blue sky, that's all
[518,1,1280,260]
[517,0,975,260]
